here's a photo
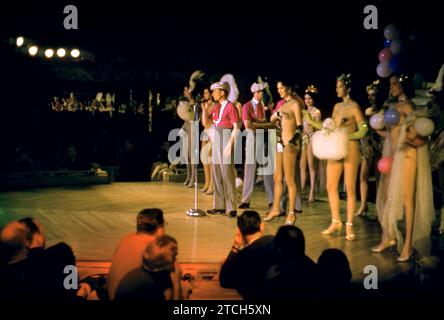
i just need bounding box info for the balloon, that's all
[378,48,393,63]
[384,23,399,40]
[384,108,400,126]
[384,39,391,48]
[377,157,393,174]
[376,62,392,78]
[370,113,385,130]
[414,118,435,136]
[390,39,403,55]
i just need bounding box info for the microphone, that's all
[193,94,201,121]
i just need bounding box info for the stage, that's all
[0,181,426,284]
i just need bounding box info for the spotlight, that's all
[16,37,24,47]
[28,46,38,56]
[70,49,80,58]
[45,49,54,58]
[57,48,66,58]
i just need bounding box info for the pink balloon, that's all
[377,157,393,174]
[378,48,393,63]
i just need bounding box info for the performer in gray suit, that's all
[239,82,274,209]
[203,81,240,217]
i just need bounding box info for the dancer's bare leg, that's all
[344,145,361,240]
[323,159,343,234]
[265,152,284,220]
[307,141,317,202]
[399,146,417,260]
[300,148,308,194]
[356,157,369,215]
[283,144,298,224]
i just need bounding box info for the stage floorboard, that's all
[0,181,426,283]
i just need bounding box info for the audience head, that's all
[136,208,165,235]
[18,217,45,249]
[317,249,352,287]
[0,221,28,264]
[274,225,305,259]
[142,235,178,272]
[237,210,263,237]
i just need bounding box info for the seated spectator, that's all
[107,208,165,300]
[260,225,317,299]
[316,248,352,297]
[219,210,277,300]
[58,144,86,170]
[114,234,181,300]
[0,218,77,300]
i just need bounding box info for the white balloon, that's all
[384,23,399,40]
[414,118,435,136]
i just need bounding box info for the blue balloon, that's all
[389,55,403,74]
[384,108,400,126]
[384,39,391,48]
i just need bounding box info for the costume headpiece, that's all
[337,73,352,87]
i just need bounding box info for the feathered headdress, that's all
[188,70,205,94]
[366,80,381,92]
[220,74,239,103]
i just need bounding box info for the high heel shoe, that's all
[345,222,356,241]
[264,209,284,222]
[285,212,296,225]
[355,207,368,217]
[321,219,343,235]
[397,250,416,263]
[371,239,396,253]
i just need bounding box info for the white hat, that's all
[250,82,268,93]
[210,81,230,92]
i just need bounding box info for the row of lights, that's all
[16,36,80,59]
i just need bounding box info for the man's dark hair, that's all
[276,78,299,97]
[237,210,261,236]
[18,217,39,243]
[142,235,177,272]
[137,208,164,234]
[274,225,305,258]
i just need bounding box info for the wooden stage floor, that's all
[0,181,438,284]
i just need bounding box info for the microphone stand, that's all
[186,98,206,217]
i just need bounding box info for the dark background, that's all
[0,0,442,179]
